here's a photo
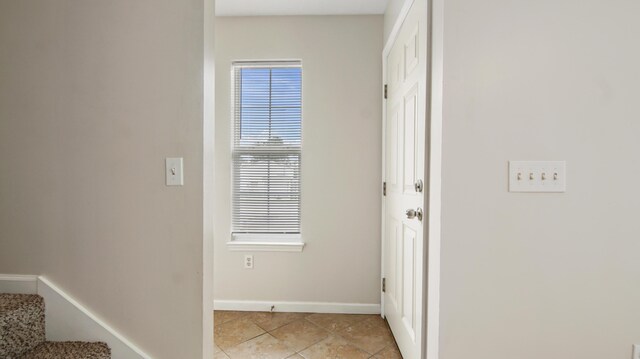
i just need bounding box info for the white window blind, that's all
[232,61,302,237]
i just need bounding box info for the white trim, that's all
[226,241,305,252]
[0,274,38,294]
[232,233,302,242]
[233,59,302,68]
[215,0,388,17]
[425,0,443,358]
[37,276,152,359]
[214,300,380,315]
[202,0,215,357]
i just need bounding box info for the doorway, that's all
[210,1,443,358]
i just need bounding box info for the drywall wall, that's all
[384,0,407,44]
[0,1,213,358]
[441,0,640,358]
[214,16,383,305]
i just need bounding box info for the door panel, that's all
[383,0,427,358]
[404,26,419,78]
[403,85,418,194]
[402,223,416,339]
[386,106,400,190]
[387,218,401,310]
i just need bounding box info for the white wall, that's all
[441,0,640,358]
[214,16,383,305]
[0,1,213,358]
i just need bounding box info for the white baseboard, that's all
[214,300,381,315]
[0,274,38,294]
[36,276,153,359]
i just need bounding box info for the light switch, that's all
[166,157,184,186]
[509,161,566,192]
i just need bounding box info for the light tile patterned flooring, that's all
[214,311,403,359]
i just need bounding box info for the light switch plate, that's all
[166,157,184,186]
[509,161,566,193]
[632,344,640,359]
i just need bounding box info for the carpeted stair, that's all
[0,293,110,359]
[19,341,110,359]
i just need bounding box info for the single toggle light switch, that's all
[509,161,566,192]
[166,157,184,186]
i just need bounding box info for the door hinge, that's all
[382,278,386,293]
[384,84,388,99]
[383,182,387,196]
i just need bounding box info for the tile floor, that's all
[214,311,403,359]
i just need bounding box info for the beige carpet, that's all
[19,341,110,359]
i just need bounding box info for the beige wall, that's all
[0,1,212,358]
[441,0,640,358]
[214,16,383,304]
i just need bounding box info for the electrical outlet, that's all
[633,344,640,359]
[244,255,253,269]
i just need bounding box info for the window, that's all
[230,61,303,251]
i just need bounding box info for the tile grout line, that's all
[223,331,270,355]
[266,315,339,357]
[265,316,324,356]
[219,346,232,359]
[222,312,308,358]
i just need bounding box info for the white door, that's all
[383,0,427,358]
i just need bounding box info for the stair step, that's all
[19,341,110,359]
[0,294,45,358]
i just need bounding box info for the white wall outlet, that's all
[633,344,640,359]
[509,161,566,193]
[244,255,254,269]
[165,157,184,186]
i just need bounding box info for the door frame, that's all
[202,0,215,357]
[380,0,443,358]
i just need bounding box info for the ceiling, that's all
[216,0,389,16]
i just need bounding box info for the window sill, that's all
[229,234,304,252]
[226,241,305,252]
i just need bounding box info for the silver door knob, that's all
[406,207,423,221]
[414,179,424,193]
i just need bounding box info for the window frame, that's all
[228,60,305,252]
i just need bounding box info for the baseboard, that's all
[214,300,381,314]
[37,276,152,359]
[0,274,38,294]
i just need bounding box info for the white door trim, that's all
[202,0,216,358]
[424,0,443,358]
[381,1,443,358]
